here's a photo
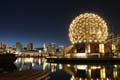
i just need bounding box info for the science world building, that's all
[64,13,116,58]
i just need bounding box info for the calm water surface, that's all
[11,58,120,80]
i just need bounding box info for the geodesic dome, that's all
[69,13,108,44]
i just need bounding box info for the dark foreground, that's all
[0,54,17,63]
[0,70,50,80]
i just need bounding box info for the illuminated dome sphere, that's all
[69,13,108,44]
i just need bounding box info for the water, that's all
[3,57,120,80]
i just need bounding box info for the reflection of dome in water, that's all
[69,13,108,44]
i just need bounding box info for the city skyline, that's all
[0,0,120,47]
[0,41,59,48]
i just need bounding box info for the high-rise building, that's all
[0,42,7,49]
[58,45,64,53]
[15,42,23,52]
[48,43,57,55]
[43,43,47,53]
[27,43,33,51]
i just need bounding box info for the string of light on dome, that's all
[69,13,108,44]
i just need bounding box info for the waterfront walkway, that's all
[0,70,50,80]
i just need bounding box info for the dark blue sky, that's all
[0,0,120,47]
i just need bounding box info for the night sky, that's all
[0,0,120,47]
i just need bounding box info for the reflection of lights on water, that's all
[88,69,91,77]
[114,65,117,68]
[16,58,43,64]
[84,78,87,80]
[16,58,34,63]
[100,67,106,79]
[59,64,63,70]
[76,65,87,70]
[23,58,33,63]
[90,66,101,69]
[51,63,57,66]
[51,63,57,72]
[19,68,22,71]
[14,59,120,80]
[42,58,47,62]
[70,75,75,80]
[113,68,118,78]
[106,78,109,80]
[43,62,48,70]
[38,58,41,64]
[32,63,35,67]
[15,58,21,63]
[79,78,82,80]
[51,68,56,72]
[67,64,71,67]
[96,78,99,80]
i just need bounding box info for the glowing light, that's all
[69,13,108,44]
[77,65,87,70]
[23,58,33,63]
[70,75,75,80]
[91,66,101,69]
[67,64,71,67]
[100,67,106,79]
[15,58,21,63]
[99,43,104,53]
[79,78,82,80]
[114,65,117,68]
[73,53,87,58]
[113,69,118,78]
[59,64,63,70]
[43,62,48,70]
